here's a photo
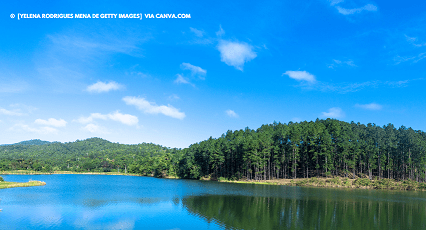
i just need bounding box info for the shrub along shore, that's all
[208,176,426,191]
[2,170,426,191]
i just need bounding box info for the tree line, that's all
[177,119,426,182]
[1,119,426,183]
[0,137,178,176]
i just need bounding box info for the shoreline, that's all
[0,180,46,189]
[2,170,425,191]
[218,177,426,191]
[0,170,140,176]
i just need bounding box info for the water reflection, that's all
[182,194,426,230]
[81,197,165,207]
[1,175,425,230]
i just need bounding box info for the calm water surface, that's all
[0,174,425,229]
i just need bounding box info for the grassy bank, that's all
[200,175,426,191]
[0,180,46,189]
[265,177,426,191]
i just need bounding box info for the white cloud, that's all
[345,60,357,66]
[283,70,316,83]
[217,40,257,71]
[10,124,58,134]
[328,59,357,69]
[86,81,124,93]
[336,4,377,15]
[107,111,139,126]
[174,74,195,87]
[216,25,225,37]
[394,52,426,64]
[168,94,180,100]
[329,0,344,6]
[320,107,344,118]
[123,96,186,120]
[35,118,67,127]
[355,103,383,110]
[190,27,204,37]
[130,71,150,78]
[405,35,426,47]
[0,108,24,116]
[180,63,207,79]
[76,111,138,126]
[82,123,110,134]
[226,110,239,118]
[83,124,98,133]
[298,78,421,93]
[76,113,106,123]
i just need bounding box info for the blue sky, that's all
[1,0,425,148]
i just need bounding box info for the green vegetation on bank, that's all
[0,176,46,189]
[0,138,178,177]
[287,177,426,191]
[1,119,426,191]
[178,119,426,183]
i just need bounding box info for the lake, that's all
[0,174,425,230]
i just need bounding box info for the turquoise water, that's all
[1,175,425,229]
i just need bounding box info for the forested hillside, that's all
[178,119,426,182]
[1,119,426,183]
[0,137,179,176]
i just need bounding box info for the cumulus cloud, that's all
[108,111,139,126]
[226,110,239,118]
[10,124,58,134]
[217,40,257,71]
[283,71,316,83]
[82,123,110,134]
[76,113,105,123]
[86,81,124,93]
[83,123,99,133]
[0,108,24,116]
[336,4,377,15]
[123,96,186,120]
[76,111,138,126]
[190,27,204,37]
[35,118,67,127]
[180,63,206,79]
[320,107,344,118]
[355,103,383,110]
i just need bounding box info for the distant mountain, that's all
[14,139,53,146]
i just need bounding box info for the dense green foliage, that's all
[178,119,426,182]
[1,119,426,184]
[1,139,53,146]
[0,137,179,176]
